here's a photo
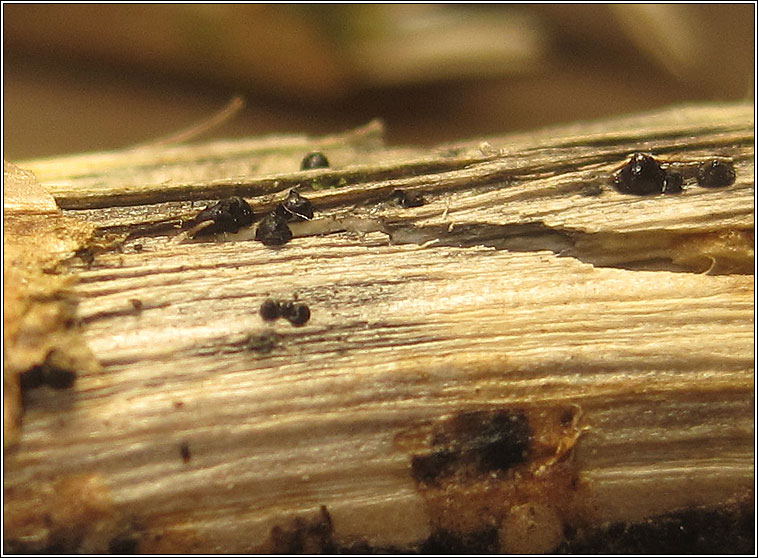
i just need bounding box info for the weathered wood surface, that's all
[3,103,754,554]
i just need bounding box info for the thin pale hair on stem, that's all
[132,95,246,149]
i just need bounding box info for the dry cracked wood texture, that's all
[3,102,754,554]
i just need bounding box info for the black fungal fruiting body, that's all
[661,171,683,195]
[391,189,425,208]
[259,299,281,321]
[613,153,667,196]
[190,196,254,235]
[283,303,311,326]
[258,299,311,326]
[275,190,314,221]
[697,159,736,188]
[255,212,293,246]
[301,152,330,170]
[278,301,295,320]
[614,153,737,196]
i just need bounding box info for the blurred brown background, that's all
[3,4,754,160]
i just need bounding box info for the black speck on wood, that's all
[180,442,191,464]
[391,189,425,208]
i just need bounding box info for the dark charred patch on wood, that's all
[19,365,45,391]
[579,183,604,197]
[326,502,752,555]
[20,350,77,392]
[411,451,458,485]
[40,365,76,390]
[398,406,585,549]
[419,527,499,554]
[108,532,141,554]
[244,332,281,354]
[74,246,96,266]
[559,501,753,555]
[268,505,335,554]
[411,410,532,486]
[329,529,499,554]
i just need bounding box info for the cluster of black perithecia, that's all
[254,153,324,247]
[185,151,326,246]
[186,190,315,248]
[255,190,315,247]
[187,196,254,236]
[612,153,736,196]
[259,298,311,326]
